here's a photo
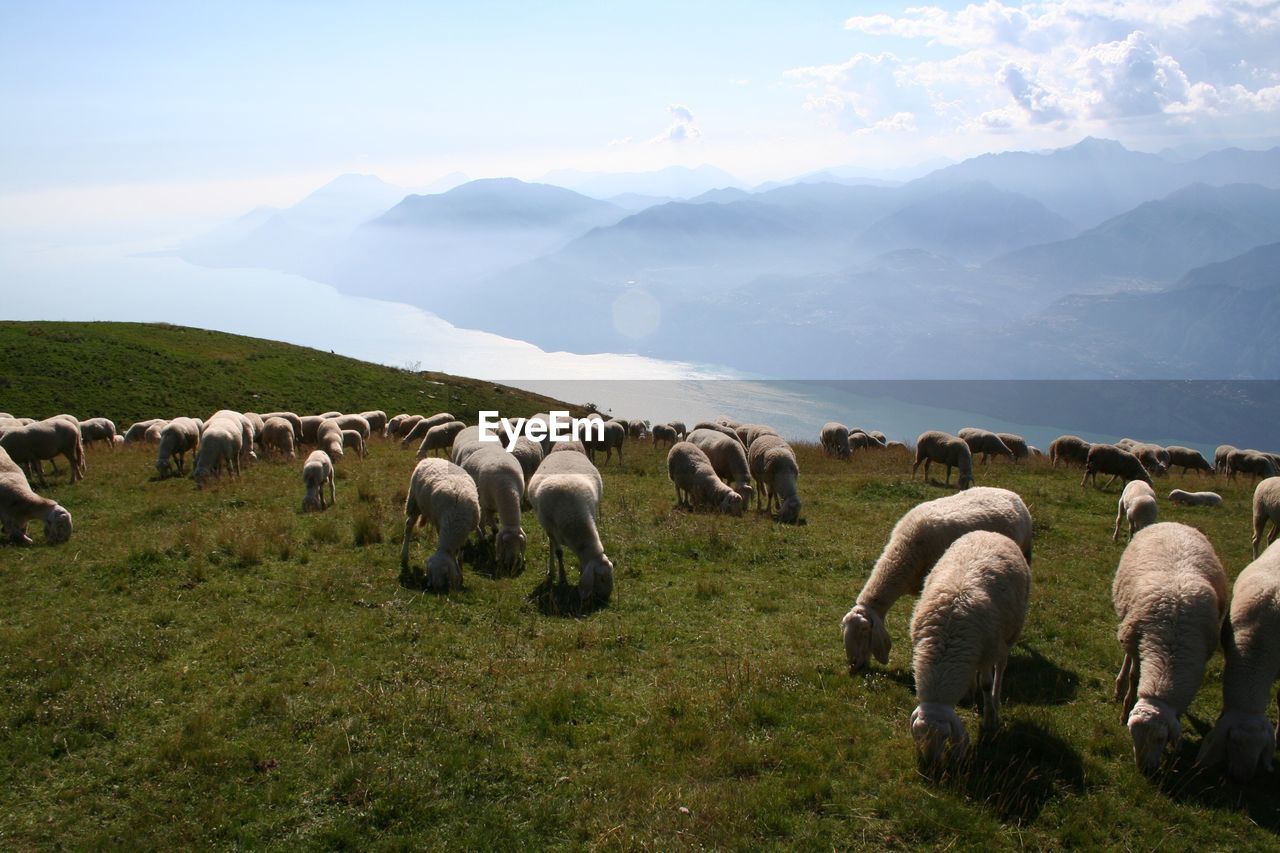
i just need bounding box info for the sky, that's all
[2,1,1279,230]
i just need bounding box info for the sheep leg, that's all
[328,476,336,508]
[1103,473,1119,490]
[399,512,419,570]
[1113,501,1124,542]
[984,658,1006,731]
[556,545,566,586]
[944,462,952,485]
[1081,468,1091,488]
[1114,652,1133,704]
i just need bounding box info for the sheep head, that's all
[427,551,463,593]
[1196,711,1275,782]
[735,482,755,505]
[841,604,890,673]
[720,490,744,517]
[301,486,324,513]
[579,555,614,606]
[958,473,974,490]
[911,703,969,768]
[496,526,527,574]
[44,504,72,545]
[777,495,801,525]
[1128,698,1181,774]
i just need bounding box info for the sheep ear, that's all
[1196,720,1228,768]
[871,622,891,665]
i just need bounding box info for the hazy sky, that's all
[3,1,1278,227]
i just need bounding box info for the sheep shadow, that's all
[461,534,526,581]
[930,720,1087,824]
[1148,722,1280,834]
[1001,646,1080,706]
[526,575,608,618]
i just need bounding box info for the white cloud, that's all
[648,104,702,144]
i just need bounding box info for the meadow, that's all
[1,324,1278,848]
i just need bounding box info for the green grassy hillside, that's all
[1,324,1278,847]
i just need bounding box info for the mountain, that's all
[606,193,673,211]
[538,164,743,199]
[687,187,753,204]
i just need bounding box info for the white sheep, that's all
[746,434,800,523]
[301,449,335,512]
[821,422,852,458]
[461,444,527,574]
[208,410,257,466]
[957,428,1015,464]
[418,420,467,459]
[401,412,456,449]
[260,411,303,445]
[735,423,780,451]
[79,417,117,450]
[667,441,743,516]
[527,448,614,605]
[1253,477,1280,558]
[400,458,481,592]
[841,487,1032,673]
[143,420,169,444]
[0,446,72,545]
[0,419,85,487]
[652,424,678,450]
[585,420,626,467]
[316,418,345,461]
[261,416,297,460]
[1112,522,1227,773]
[1168,489,1222,507]
[912,431,974,490]
[192,417,243,486]
[508,436,544,487]
[341,429,367,459]
[333,413,372,440]
[909,531,1031,766]
[1082,444,1153,490]
[359,410,388,436]
[1114,480,1158,542]
[155,417,201,478]
[122,419,164,444]
[686,428,754,504]
[1196,543,1280,781]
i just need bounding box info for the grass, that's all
[2,323,1279,847]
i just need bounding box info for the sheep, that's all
[155,417,201,477]
[508,436,544,487]
[326,413,368,440]
[0,419,85,487]
[261,416,297,460]
[1252,477,1280,558]
[841,487,1033,673]
[686,428,754,504]
[996,433,1029,462]
[1166,446,1213,475]
[359,410,387,436]
[1115,438,1137,452]
[387,413,421,439]
[746,434,800,523]
[886,440,908,452]
[79,417,117,450]
[1114,480,1158,542]
[1196,544,1280,781]
[652,424,678,450]
[958,428,1015,464]
[627,420,648,440]
[1081,444,1153,490]
[400,458,481,591]
[691,421,743,446]
[1228,449,1278,482]
[418,420,468,458]
[1112,522,1227,773]
[585,420,626,467]
[669,421,688,439]
[909,531,1031,767]
[821,422,852,458]
[849,430,886,451]
[667,441,743,516]
[301,449,335,512]
[1130,443,1170,477]
[869,430,887,445]
[912,431,974,490]
[1215,444,1238,474]
[208,410,257,465]
[549,440,588,455]
[1050,435,1092,468]
[461,444,527,574]
[260,411,303,445]
[0,446,72,545]
[242,412,266,448]
[341,429,367,459]
[735,423,780,451]
[299,415,324,445]
[1168,489,1222,507]
[317,411,341,420]
[316,419,345,461]
[192,418,242,486]
[528,449,614,605]
[401,413,457,449]
[143,420,169,444]
[123,419,163,444]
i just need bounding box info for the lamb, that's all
[821,422,852,458]
[958,428,1015,464]
[359,410,388,436]
[1252,477,1280,558]
[1050,435,1092,468]
[418,420,468,458]
[909,531,1031,767]
[1114,480,1158,542]
[461,445,527,574]
[686,428,754,504]
[301,449,335,512]
[260,411,303,445]
[746,434,800,523]
[192,418,243,486]
[527,449,614,605]
[0,419,85,487]
[841,487,1032,673]
[1228,449,1278,482]
[79,417,117,450]
[912,431,974,490]
[1112,522,1227,773]
[1215,444,1238,474]
[1166,446,1213,475]
[341,429,367,459]
[401,413,457,449]
[316,419,345,461]
[155,417,201,477]
[1081,444,1153,490]
[1196,544,1280,781]
[735,423,780,450]
[0,446,72,545]
[996,433,1029,462]
[261,416,297,460]
[585,420,626,467]
[1168,489,1222,508]
[651,424,678,450]
[667,441,743,516]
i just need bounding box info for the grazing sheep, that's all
[886,441,908,452]
[261,417,297,460]
[627,420,648,440]
[548,440,588,455]
[316,419,345,461]
[714,415,741,429]
[0,419,85,487]
[192,418,243,486]
[849,431,881,451]
[1228,449,1278,482]
[958,428,1015,464]
[508,436,544,487]
[1253,477,1280,558]
[669,421,688,440]
[400,458,481,592]
[1168,489,1222,508]
[1081,444,1153,490]
[461,444,527,574]
[912,431,974,490]
[359,410,388,436]
[1196,544,1280,781]
[735,423,780,451]
[79,417,117,450]
[841,487,1033,673]
[155,417,201,477]
[527,449,614,606]
[449,424,485,467]
[333,414,371,441]
[1215,445,1238,475]
[301,449,335,512]
[1115,438,1138,452]
[1050,435,1092,468]
[208,410,257,465]
[821,422,852,459]
[686,428,754,504]
[652,424,678,450]
[667,442,743,516]
[401,413,457,449]
[0,446,72,545]
[1113,522,1227,773]
[317,411,342,420]
[143,420,169,444]
[242,412,266,448]
[260,411,303,445]
[585,420,626,467]
[746,434,800,523]
[996,433,1029,462]
[691,421,743,445]
[341,429,367,459]
[123,419,164,444]
[870,430,887,445]
[299,415,325,445]
[418,420,468,459]
[1129,443,1170,477]
[388,413,421,440]
[910,531,1031,767]
[1114,480,1158,542]
[1166,446,1213,475]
